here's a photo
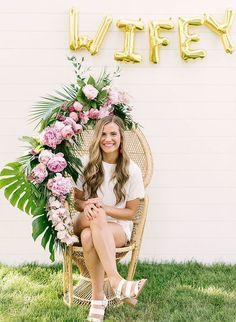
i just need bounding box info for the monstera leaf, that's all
[0,162,41,216]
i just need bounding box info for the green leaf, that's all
[0,162,43,216]
[41,227,52,249]
[90,101,97,109]
[49,235,55,262]
[32,214,48,241]
[97,90,107,103]
[87,76,96,87]
[20,136,40,148]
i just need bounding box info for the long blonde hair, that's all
[83,115,130,204]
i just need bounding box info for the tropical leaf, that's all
[29,84,77,128]
[32,213,49,241]
[0,162,40,215]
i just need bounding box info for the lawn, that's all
[0,261,236,322]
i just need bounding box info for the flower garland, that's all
[0,56,138,261]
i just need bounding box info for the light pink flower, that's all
[79,111,89,125]
[118,90,132,104]
[47,154,67,173]
[61,104,68,111]
[99,106,110,119]
[108,88,119,104]
[82,84,98,100]
[29,163,48,184]
[47,173,72,196]
[61,125,74,140]
[73,123,83,134]
[73,101,83,111]
[55,222,66,231]
[38,150,53,165]
[69,112,79,122]
[88,108,100,119]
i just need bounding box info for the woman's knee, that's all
[90,208,107,229]
[80,227,94,251]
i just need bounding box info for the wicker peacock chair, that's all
[63,127,153,307]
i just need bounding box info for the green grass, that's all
[0,261,236,322]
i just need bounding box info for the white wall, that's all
[0,0,236,265]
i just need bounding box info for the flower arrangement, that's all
[0,56,138,261]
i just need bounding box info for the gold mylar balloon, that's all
[204,8,235,54]
[149,19,174,63]
[114,19,144,63]
[178,17,206,61]
[69,7,112,54]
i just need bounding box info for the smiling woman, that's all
[72,115,147,322]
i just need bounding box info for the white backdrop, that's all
[0,0,236,265]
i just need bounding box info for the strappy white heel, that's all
[113,279,147,307]
[87,296,108,322]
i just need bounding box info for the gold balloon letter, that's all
[178,17,206,61]
[69,7,112,55]
[204,8,235,54]
[114,19,144,63]
[149,19,174,63]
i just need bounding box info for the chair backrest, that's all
[77,128,153,188]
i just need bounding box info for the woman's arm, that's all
[73,187,86,212]
[103,198,140,221]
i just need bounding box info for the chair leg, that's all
[63,248,68,297]
[68,245,74,306]
[127,246,140,280]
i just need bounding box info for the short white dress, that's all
[76,155,145,241]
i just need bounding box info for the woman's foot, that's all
[87,296,108,322]
[112,278,147,306]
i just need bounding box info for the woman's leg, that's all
[73,212,127,300]
[89,208,127,289]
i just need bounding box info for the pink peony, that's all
[61,125,74,140]
[69,112,79,122]
[41,126,63,149]
[47,154,67,173]
[73,101,83,111]
[82,84,99,100]
[47,173,72,196]
[38,150,53,165]
[69,105,75,112]
[88,108,100,119]
[29,163,48,184]
[73,123,83,134]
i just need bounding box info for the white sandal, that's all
[114,279,147,307]
[87,296,108,322]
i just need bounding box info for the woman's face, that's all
[99,122,121,156]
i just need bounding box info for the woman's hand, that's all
[85,198,104,208]
[84,203,100,221]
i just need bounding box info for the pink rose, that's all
[29,163,48,184]
[61,125,74,140]
[47,154,67,172]
[82,84,99,100]
[38,150,53,165]
[69,105,75,112]
[88,108,100,119]
[73,101,83,111]
[69,112,79,122]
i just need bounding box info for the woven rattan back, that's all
[78,128,153,188]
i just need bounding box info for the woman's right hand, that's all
[84,203,99,221]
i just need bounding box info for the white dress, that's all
[76,155,145,241]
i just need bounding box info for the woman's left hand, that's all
[85,198,104,208]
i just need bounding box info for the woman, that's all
[73,115,147,322]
